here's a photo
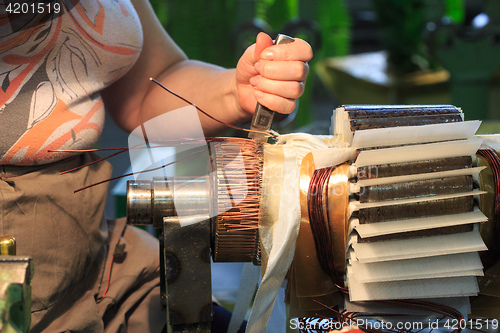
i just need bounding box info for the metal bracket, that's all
[162,216,212,333]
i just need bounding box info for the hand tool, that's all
[248,34,295,143]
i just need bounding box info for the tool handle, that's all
[248,34,294,142]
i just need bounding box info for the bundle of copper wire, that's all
[210,137,263,263]
[308,166,344,288]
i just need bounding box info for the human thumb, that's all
[253,32,274,62]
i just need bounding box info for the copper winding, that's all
[477,148,500,270]
[308,167,340,286]
[307,164,351,289]
[211,137,263,263]
[291,153,343,313]
[56,94,485,327]
[299,159,472,333]
[326,165,350,276]
[298,158,469,332]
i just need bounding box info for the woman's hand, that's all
[235,32,313,116]
[105,0,314,136]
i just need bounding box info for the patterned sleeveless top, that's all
[0,0,143,165]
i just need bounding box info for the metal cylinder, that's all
[127,176,212,228]
[0,235,15,255]
[165,176,211,216]
[152,179,175,228]
[126,180,153,225]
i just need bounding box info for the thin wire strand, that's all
[50,139,211,175]
[59,148,128,175]
[58,137,257,192]
[101,257,114,298]
[149,77,276,138]
[73,147,208,193]
[56,75,276,190]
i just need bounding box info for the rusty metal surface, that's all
[357,156,472,180]
[343,104,461,118]
[357,224,475,243]
[340,104,464,131]
[350,114,463,131]
[358,196,474,224]
[359,175,473,203]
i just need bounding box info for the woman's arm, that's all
[102,0,312,136]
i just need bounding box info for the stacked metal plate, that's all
[332,105,488,317]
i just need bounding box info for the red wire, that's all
[101,256,114,298]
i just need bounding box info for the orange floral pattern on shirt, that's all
[0,0,142,165]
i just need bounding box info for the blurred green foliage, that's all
[317,0,350,58]
[256,0,298,33]
[444,0,465,24]
[372,0,465,74]
[373,0,429,73]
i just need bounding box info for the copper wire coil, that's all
[308,164,350,288]
[477,148,500,270]
[210,137,263,263]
